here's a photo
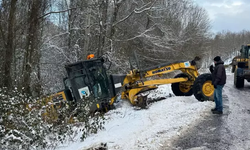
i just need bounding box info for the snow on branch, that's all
[115,24,157,41]
[134,0,157,14]
[113,0,157,27]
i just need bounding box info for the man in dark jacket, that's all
[209,56,226,114]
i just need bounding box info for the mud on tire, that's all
[193,73,214,102]
[171,73,193,96]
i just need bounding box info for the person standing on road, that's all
[209,56,226,114]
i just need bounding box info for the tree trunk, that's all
[3,0,17,89]
[23,0,42,95]
[98,0,108,57]
[83,5,91,59]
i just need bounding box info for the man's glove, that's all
[214,85,217,89]
[209,65,214,73]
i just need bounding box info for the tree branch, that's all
[112,0,157,27]
[38,7,77,19]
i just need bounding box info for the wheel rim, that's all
[202,81,214,97]
[179,83,191,93]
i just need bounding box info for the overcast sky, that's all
[194,0,250,33]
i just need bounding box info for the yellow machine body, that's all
[113,61,200,106]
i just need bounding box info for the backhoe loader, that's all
[49,52,215,113]
[232,44,250,88]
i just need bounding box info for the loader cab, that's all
[240,45,250,58]
[246,45,250,70]
[64,58,111,111]
[234,45,250,88]
[236,45,250,69]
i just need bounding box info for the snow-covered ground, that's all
[55,85,214,150]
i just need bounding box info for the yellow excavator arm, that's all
[110,59,208,108]
[144,61,199,78]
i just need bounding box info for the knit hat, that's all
[213,56,221,62]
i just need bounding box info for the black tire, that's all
[193,73,214,102]
[171,73,193,96]
[234,70,244,88]
[231,65,236,73]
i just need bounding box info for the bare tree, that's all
[22,0,49,95]
[0,0,18,89]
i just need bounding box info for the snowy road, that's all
[164,73,250,150]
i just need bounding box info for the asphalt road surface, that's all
[163,73,250,150]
